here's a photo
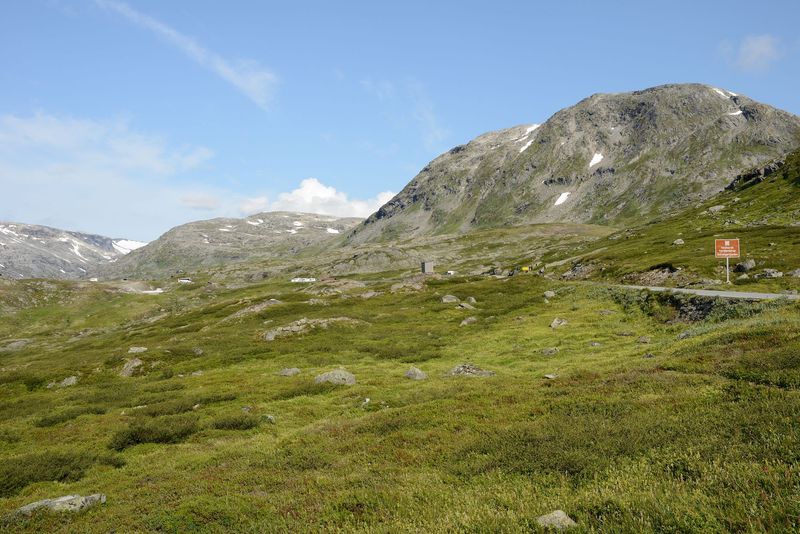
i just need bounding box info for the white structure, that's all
[291,277,317,283]
[178,278,193,284]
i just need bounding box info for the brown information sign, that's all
[715,239,740,258]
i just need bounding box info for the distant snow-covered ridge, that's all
[0,222,148,280]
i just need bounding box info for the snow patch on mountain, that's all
[112,240,148,255]
[589,153,604,167]
[554,192,571,206]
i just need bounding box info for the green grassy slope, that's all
[1,271,799,532]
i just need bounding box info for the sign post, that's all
[715,239,740,284]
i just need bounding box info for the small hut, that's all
[421,261,435,275]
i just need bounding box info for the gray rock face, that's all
[447,363,494,377]
[735,259,756,272]
[277,367,301,377]
[119,358,144,377]
[457,302,476,310]
[536,510,577,530]
[264,317,364,341]
[0,339,30,352]
[460,316,478,326]
[791,269,800,278]
[128,346,148,354]
[542,347,559,356]
[314,369,356,385]
[404,367,428,380]
[707,205,726,214]
[637,336,652,344]
[441,295,460,303]
[346,83,800,244]
[543,291,556,299]
[761,269,784,278]
[672,238,685,245]
[15,494,106,516]
[466,296,477,304]
[550,318,568,329]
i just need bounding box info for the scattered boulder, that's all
[119,358,144,377]
[441,295,460,303]
[447,363,494,377]
[734,259,756,272]
[457,302,476,310]
[360,291,382,299]
[543,290,556,299]
[0,339,30,352]
[672,238,684,246]
[541,347,559,356]
[225,299,283,320]
[637,336,652,344]
[46,376,78,389]
[263,317,365,341]
[616,331,634,337]
[589,341,601,347]
[543,374,559,380]
[737,274,749,280]
[277,367,301,377]
[460,317,478,327]
[242,406,253,413]
[466,296,477,304]
[404,367,428,380]
[536,510,577,530]
[190,370,203,377]
[761,269,784,279]
[264,414,276,424]
[550,318,568,329]
[643,352,656,359]
[192,347,204,356]
[314,369,356,385]
[790,269,800,278]
[128,347,148,354]
[15,494,106,516]
[677,331,691,340]
[707,204,725,214]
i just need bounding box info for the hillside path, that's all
[617,284,800,301]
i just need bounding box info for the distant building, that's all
[421,261,435,274]
[446,270,456,276]
[291,277,317,283]
[178,278,193,284]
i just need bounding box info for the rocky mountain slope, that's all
[0,222,146,280]
[347,83,800,244]
[102,212,361,279]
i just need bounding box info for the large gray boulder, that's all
[15,494,106,516]
[550,317,568,329]
[543,290,556,299]
[460,316,478,326]
[441,295,460,303]
[128,346,148,354]
[791,269,800,278]
[47,376,78,389]
[404,367,428,380]
[447,363,494,377]
[536,510,577,530]
[119,358,144,377]
[734,259,756,272]
[314,369,356,385]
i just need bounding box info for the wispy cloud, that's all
[95,0,278,110]
[720,34,781,73]
[407,79,449,152]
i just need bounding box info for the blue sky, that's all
[1,0,799,241]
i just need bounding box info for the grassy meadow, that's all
[1,270,799,532]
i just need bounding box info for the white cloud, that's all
[265,178,394,218]
[95,0,278,110]
[0,113,392,240]
[407,79,450,152]
[723,34,780,73]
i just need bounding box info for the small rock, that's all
[47,375,78,389]
[599,309,616,316]
[536,510,577,530]
[734,259,756,272]
[762,269,783,279]
[466,296,477,304]
[550,318,568,329]
[447,363,494,377]
[616,331,634,337]
[192,403,201,410]
[360,397,370,408]
[264,414,276,424]
[128,346,148,354]
[708,204,725,214]
[737,274,749,280]
[190,370,203,377]
[404,367,428,380]
[460,316,478,326]
[242,406,253,413]
[589,342,601,347]
[360,291,381,299]
[637,336,651,344]
[790,268,800,278]
[643,352,656,359]
[192,347,204,356]
[677,331,691,340]
[543,290,556,299]
[277,367,301,377]
[541,347,559,356]
[457,302,476,310]
[15,494,106,516]
[441,295,460,303]
[543,374,559,380]
[672,239,684,246]
[119,358,144,377]
[314,369,356,385]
